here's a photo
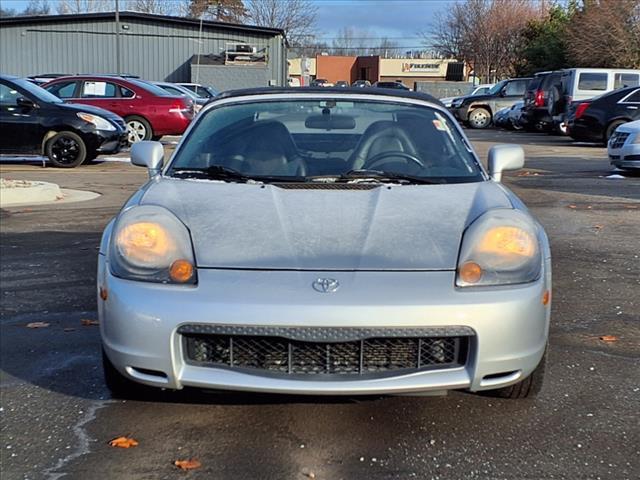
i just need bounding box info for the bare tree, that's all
[424,8,465,59]
[245,0,317,43]
[126,0,171,15]
[57,0,114,14]
[187,0,246,22]
[375,37,401,58]
[566,0,640,68]
[424,0,543,82]
[330,27,373,56]
[23,0,51,15]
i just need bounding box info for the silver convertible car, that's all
[99,88,551,400]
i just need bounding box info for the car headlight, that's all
[77,112,116,131]
[456,209,541,287]
[451,99,463,108]
[109,205,196,284]
[632,132,640,144]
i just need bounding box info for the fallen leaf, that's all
[599,335,618,343]
[568,205,577,209]
[174,459,201,470]
[109,436,139,448]
[593,224,604,232]
[26,322,50,328]
[81,319,99,326]
[301,467,316,478]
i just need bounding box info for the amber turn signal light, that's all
[169,259,194,283]
[542,290,551,306]
[459,261,482,284]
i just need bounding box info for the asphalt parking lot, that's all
[1,129,638,480]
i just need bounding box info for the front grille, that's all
[610,132,630,149]
[181,328,470,376]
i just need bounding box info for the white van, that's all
[551,68,640,133]
[561,68,640,103]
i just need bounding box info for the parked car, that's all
[521,71,563,132]
[449,77,531,129]
[507,101,526,130]
[373,81,411,90]
[310,78,333,87]
[177,83,218,98]
[336,80,349,88]
[567,86,640,144]
[44,75,195,143]
[99,87,551,400]
[0,74,127,168]
[27,73,69,83]
[493,106,512,129]
[557,68,640,133]
[493,102,525,130]
[440,83,494,108]
[351,80,371,88]
[608,119,640,171]
[147,81,207,112]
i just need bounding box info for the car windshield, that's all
[168,97,483,184]
[488,80,507,95]
[13,77,63,103]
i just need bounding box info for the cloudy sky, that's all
[314,0,452,43]
[2,0,454,46]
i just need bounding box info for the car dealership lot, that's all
[1,130,638,480]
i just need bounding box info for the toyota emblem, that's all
[312,278,340,293]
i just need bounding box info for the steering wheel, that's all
[362,151,424,170]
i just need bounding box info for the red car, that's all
[44,75,194,142]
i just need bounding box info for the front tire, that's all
[468,108,492,129]
[483,347,547,399]
[125,116,152,143]
[46,131,87,168]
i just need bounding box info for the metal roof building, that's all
[0,12,287,89]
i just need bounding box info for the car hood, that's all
[460,93,496,103]
[59,102,124,122]
[140,179,513,270]
[617,119,640,133]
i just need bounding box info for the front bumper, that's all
[449,105,469,122]
[83,128,128,154]
[609,142,640,170]
[98,261,551,395]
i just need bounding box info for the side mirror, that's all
[488,144,524,182]
[17,97,36,109]
[131,141,164,177]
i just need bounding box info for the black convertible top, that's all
[214,87,443,106]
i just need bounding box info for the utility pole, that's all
[115,0,121,75]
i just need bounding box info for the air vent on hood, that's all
[274,183,380,190]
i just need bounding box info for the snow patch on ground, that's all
[43,401,109,480]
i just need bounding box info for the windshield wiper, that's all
[337,169,442,185]
[171,166,304,184]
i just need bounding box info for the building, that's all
[0,11,287,89]
[289,55,465,88]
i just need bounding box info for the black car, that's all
[521,71,563,132]
[449,77,531,129]
[0,75,128,167]
[373,81,410,90]
[567,86,640,144]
